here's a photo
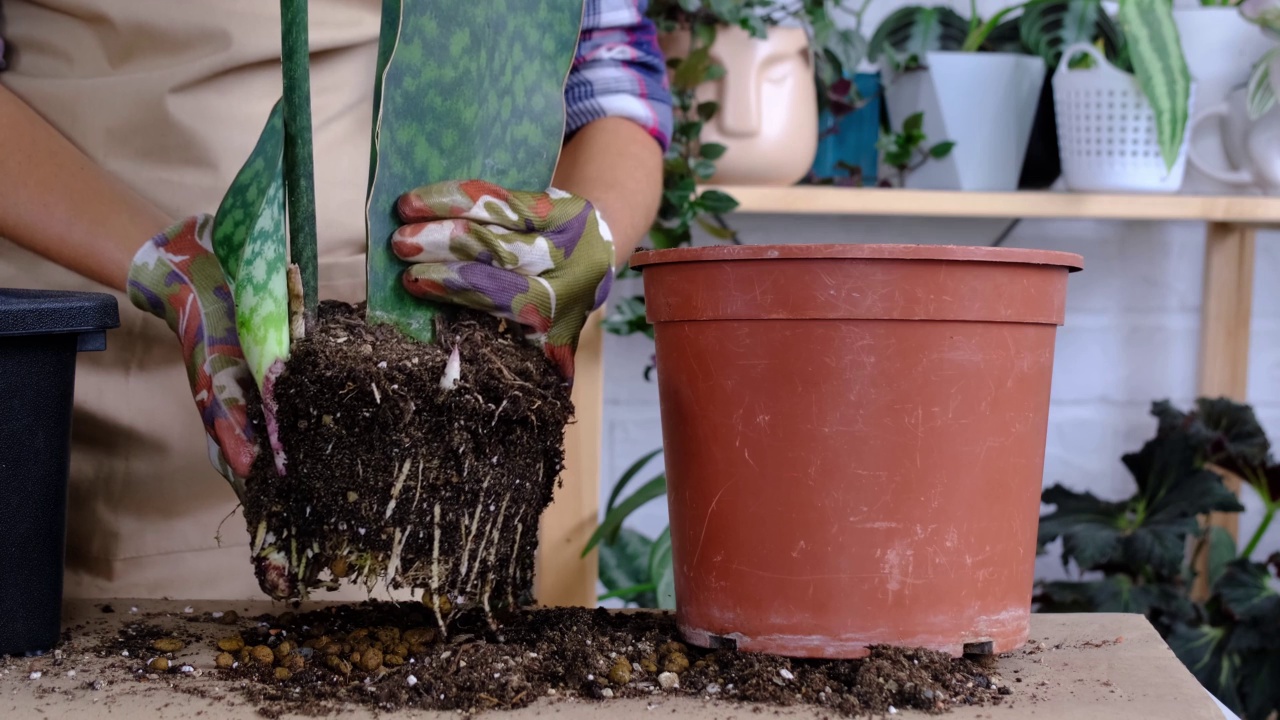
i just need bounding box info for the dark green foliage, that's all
[280,0,318,327]
[876,111,955,186]
[868,6,969,70]
[586,447,672,608]
[1038,398,1280,719]
[365,0,583,343]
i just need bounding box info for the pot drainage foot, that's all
[962,641,994,657]
[704,634,738,651]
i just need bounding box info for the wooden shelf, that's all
[706,186,1280,224]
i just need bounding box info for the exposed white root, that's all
[385,458,414,520]
[507,515,525,609]
[469,492,511,593]
[491,398,508,427]
[439,346,461,390]
[457,475,492,580]
[371,383,382,405]
[386,526,409,589]
[478,493,511,614]
[252,520,268,555]
[410,459,424,513]
[430,503,446,633]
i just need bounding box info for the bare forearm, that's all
[0,83,171,292]
[552,117,662,266]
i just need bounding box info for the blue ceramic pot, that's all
[808,73,882,186]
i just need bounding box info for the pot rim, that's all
[629,243,1084,272]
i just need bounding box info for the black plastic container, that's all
[0,289,119,656]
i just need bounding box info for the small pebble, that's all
[600,688,615,699]
[66,671,76,679]
[211,612,224,619]
[890,707,898,715]
[151,638,185,653]
[218,611,240,625]
[407,675,418,687]
[121,651,130,657]
[180,665,195,674]
[148,658,169,672]
[215,653,235,669]
[29,672,42,680]
[658,672,679,690]
[779,668,795,681]
[217,636,245,652]
[706,683,722,695]
[251,645,275,666]
[275,667,292,681]
[183,606,194,614]
[608,657,632,686]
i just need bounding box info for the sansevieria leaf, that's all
[365,0,585,343]
[213,100,290,391]
[1117,0,1191,172]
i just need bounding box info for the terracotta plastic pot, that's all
[630,244,1082,659]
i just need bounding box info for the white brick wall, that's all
[599,215,1280,584]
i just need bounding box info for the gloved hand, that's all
[125,214,259,496]
[391,180,615,384]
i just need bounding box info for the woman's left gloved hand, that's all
[390,179,615,385]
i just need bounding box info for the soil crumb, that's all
[242,301,572,613]
[164,603,1009,717]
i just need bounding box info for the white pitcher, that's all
[1188,86,1280,195]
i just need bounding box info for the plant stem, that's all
[1241,480,1277,559]
[281,0,318,330]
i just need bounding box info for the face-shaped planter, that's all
[660,26,818,186]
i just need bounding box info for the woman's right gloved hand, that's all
[125,214,260,496]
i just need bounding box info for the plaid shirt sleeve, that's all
[567,0,673,151]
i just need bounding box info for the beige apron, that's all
[0,0,430,600]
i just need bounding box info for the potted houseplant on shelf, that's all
[805,0,884,187]
[182,0,584,629]
[624,243,1081,659]
[1036,398,1280,720]
[1016,0,1129,189]
[869,2,1046,191]
[1051,0,1195,193]
[650,0,870,187]
[1172,0,1274,192]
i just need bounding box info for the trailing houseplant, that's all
[198,0,587,630]
[1036,398,1280,719]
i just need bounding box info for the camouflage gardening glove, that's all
[126,214,259,496]
[391,179,615,384]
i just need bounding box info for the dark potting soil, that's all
[99,603,1011,718]
[241,300,572,613]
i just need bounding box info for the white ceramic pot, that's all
[1188,86,1280,195]
[1173,7,1273,193]
[659,26,818,186]
[882,52,1045,191]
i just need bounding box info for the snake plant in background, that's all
[583,448,673,609]
[1240,0,1280,118]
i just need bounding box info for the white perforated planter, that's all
[1052,43,1195,193]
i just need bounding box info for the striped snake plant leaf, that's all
[365,0,585,344]
[1117,0,1191,172]
[213,100,290,392]
[868,6,969,71]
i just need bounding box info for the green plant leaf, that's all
[696,216,737,240]
[598,527,657,606]
[697,189,739,214]
[903,111,924,134]
[599,583,658,602]
[1167,623,1245,714]
[1238,649,1280,720]
[929,140,956,159]
[1247,48,1279,120]
[365,0,582,343]
[696,101,720,121]
[868,6,968,70]
[280,0,318,325]
[649,527,675,610]
[1153,398,1271,468]
[1039,429,1243,577]
[1117,0,1191,172]
[1215,558,1280,623]
[1035,575,1196,619]
[1018,0,1102,68]
[673,45,713,91]
[583,474,667,556]
[602,294,654,339]
[213,100,290,392]
[606,447,664,514]
[1206,526,1237,589]
[699,142,728,160]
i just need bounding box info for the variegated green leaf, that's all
[213,101,290,389]
[365,0,585,343]
[1248,47,1279,121]
[1118,0,1191,172]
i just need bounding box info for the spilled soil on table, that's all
[90,603,1010,718]
[241,300,572,616]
